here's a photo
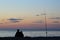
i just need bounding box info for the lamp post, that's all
[41,13,47,37]
[45,14,47,37]
[36,12,47,37]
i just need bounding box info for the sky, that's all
[0,0,60,30]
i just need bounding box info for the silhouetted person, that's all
[15,29,24,38]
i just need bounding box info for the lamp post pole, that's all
[36,13,47,37]
[41,13,47,37]
[44,14,47,37]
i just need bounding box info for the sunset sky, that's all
[0,0,60,30]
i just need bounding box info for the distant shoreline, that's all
[0,29,60,31]
[0,28,60,31]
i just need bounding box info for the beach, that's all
[0,37,60,40]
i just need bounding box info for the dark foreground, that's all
[0,37,60,40]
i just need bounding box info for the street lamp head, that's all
[41,13,46,15]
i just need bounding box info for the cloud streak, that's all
[0,23,3,24]
[8,18,23,23]
[49,17,60,20]
[33,20,44,23]
[8,18,23,20]
[52,21,59,23]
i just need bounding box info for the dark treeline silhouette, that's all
[15,29,24,38]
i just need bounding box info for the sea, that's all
[0,30,60,37]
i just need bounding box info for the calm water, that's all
[0,30,60,37]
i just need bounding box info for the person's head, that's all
[17,29,19,32]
